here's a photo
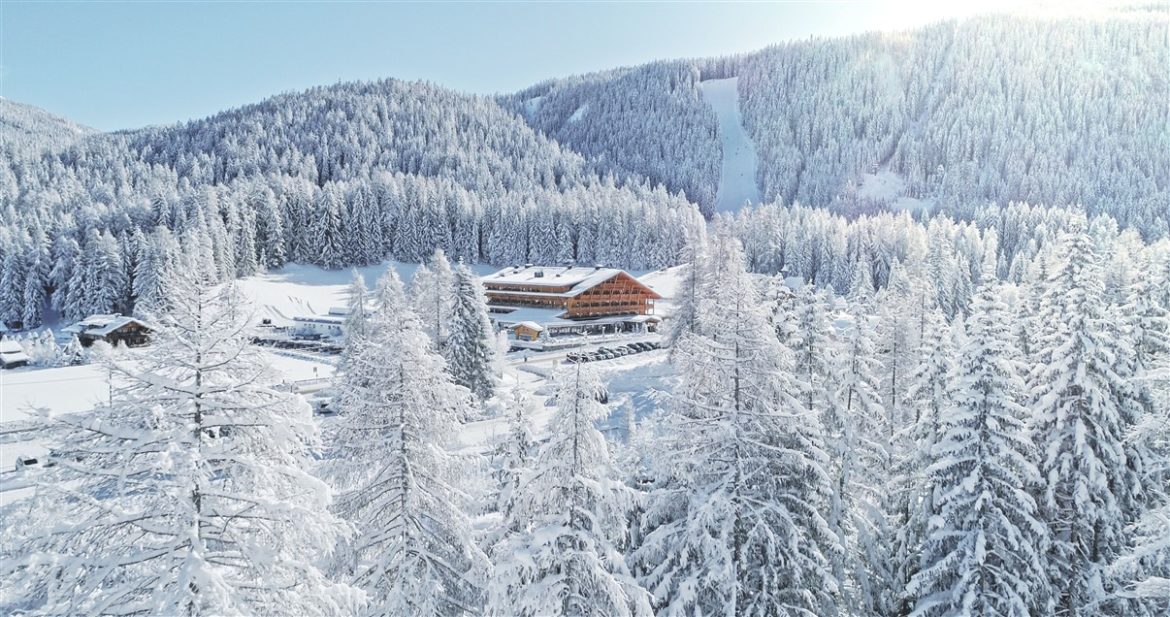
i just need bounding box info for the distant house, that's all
[0,338,31,369]
[63,314,153,347]
[510,321,546,342]
[291,306,349,339]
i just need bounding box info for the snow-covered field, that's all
[857,170,934,213]
[238,261,492,325]
[700,77,762,213]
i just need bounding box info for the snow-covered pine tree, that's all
[253,185,287,269]
[890,307,955,613]
[488,386,537,519]
[633,229,838,616]
[1029,224,1142,616]
[313,183,346,269]
[0,258,359,616]
[327,268,487,616]
[0,246,28,325]
[410,248,455,349]
[906,281,1049,617]
[338,270,369,372]
[1109,404,1170,610]
[827,305,895,616]
[486,364,651,617]
[665,223,707,350]
[791,283,842,437]
[60,333,85,365]
[443,263,497,401]
[1108,251,1170,613]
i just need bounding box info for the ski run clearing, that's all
[700,77,762,213]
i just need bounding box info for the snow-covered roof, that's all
[482,265,660,300]
[292,315,346,325]
[63,314,153,337]
[484,265,620,294]
[326,306,350,317]
[0,339,30,364]
[1,339,25,353]
[510,321,545,332]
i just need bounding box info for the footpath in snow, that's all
[699,77,762,213]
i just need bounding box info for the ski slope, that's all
[700,77,762,213]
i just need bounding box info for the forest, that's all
[3,213,1168,615]
[0,7,1167,616]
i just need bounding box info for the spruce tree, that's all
[327,268,487,616]
[0,260,359,616]
[486,364,651,617]
[907,282,1049,617]
[633,230,838,616]
[444,263,497,401]
[1029,226,1140,616]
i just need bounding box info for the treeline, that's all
[0,170,701,326]
[728,200,1112,318]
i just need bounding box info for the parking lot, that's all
[565,340,661,363]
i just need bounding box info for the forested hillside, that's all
[1,11,1166,329]
[0,80,701,327]
[509,14,1168,234]
[0,98,93,153]
[501,61,722,213]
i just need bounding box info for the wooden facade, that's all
[67,315,154,348]
[562,272,657,318]
[483,268,660,319]
[79,321,152,347]
[511,323,544,341]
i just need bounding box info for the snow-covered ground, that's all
[857,170,934,213]
[1,261,686,503]
[236,261,498,325]
[568,103,589,123]
[700,77,762,213]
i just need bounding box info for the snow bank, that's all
[699,77,761,213]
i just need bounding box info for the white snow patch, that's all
[567,103,589,123]
[1,365,109,425]
[700,77,761,213]
[522,95,544,118]
[236,261,497,326]
[858,170,906,201]
[857,170,934,213]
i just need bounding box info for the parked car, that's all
[14,454,48,471]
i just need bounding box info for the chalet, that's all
[0,338,31,369]
[63,314,153,347]
[482,265,662,345]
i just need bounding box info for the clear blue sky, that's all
[1,1,1005,131]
